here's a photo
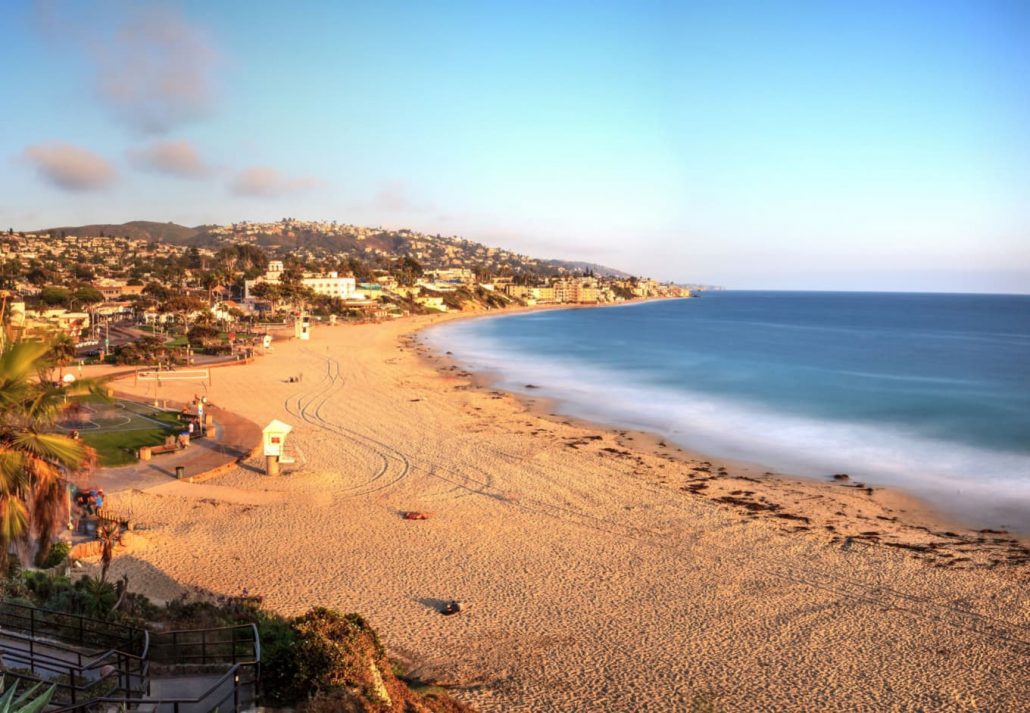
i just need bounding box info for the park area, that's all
[56,396,191,467]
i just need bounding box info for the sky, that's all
[1,0,1028,292]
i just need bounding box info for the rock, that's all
[441,600,465,616]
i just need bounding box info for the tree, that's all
[48,334,77,372]
[196,269,223,302]
[0,341,96,569]
[25,267,52,287]
[72,264,95,281]
[70,286,103,310]
[394,256,423,287]
[217,244,269,279]
[142,282,171,302]
[97,522,121,583]
[250,282,282,310]
[161,295,207,338]
[344,256,372,283]
[38,287,71,307]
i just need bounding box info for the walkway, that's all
[92,400,262,494]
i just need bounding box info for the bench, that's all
[138,436,180,461]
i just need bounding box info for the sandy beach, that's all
[90,312,1029,711]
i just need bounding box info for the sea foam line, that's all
[426,322,1030,528]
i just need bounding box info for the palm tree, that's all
[0,341,96,570]
[96,522,122,584]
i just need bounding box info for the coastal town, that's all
[0,220,694,351]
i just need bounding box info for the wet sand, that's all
[91,312,1029,711]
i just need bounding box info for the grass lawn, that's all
[70,402,189,467]
[146,409,188,428]
[81,428,178,467]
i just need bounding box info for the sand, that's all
[87,312,1029,712]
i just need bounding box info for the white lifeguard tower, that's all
[295,314,311,341]
[262,419,294,475]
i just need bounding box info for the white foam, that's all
[426,322,1030,530]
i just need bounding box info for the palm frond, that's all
[11,432,89,472]
[0,341,50,389]
[0,495,29,543]
[0,451,29,496]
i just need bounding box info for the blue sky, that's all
[2,0,1027,292]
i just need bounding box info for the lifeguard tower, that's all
[295,314,311,341]
[262,419,294,475]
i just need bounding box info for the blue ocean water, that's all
[426,292,1030,529]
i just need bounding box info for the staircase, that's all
[0,601,260,712]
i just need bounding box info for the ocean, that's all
[425,292,1030,530]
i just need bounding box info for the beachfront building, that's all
[552,278,599,304]
[17,307,91,340]
[426,268,474,285]
[92,278,145,300]
[244,262,357,302]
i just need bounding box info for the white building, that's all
[244,262,357,301]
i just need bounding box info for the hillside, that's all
[36,220,630,277]
[39,220,206,244]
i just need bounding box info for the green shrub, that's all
[255,613,301,705]
[39,541,70,570]
[291,608,387,701]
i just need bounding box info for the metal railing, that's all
[51,662,255,713]
[0,600,146,654]
[0,627,150,705]
[151,622,260,667]
[0,601,260,712]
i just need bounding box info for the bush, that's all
[291,608,387,701]
[40,540,71,569]
[256,613,301,705]
[204,343,233,356]
[187,324,220,347]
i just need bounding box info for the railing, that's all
[150,623,260,668]
[0,627,150,705]
[0,602,260,711]
[95,506,132,527]
[0,600,146,654]
[51,662,255,713]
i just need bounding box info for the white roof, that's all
[262,419,293,434]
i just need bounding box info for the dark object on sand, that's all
[441,600,463,616]
[403,511,431,520]
[832,473,850,481]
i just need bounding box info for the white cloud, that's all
[129,140,210,178]
[23,142,116,191]
[230,166,324,197]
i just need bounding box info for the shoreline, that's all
[412,302,1029,545]
[90,306,1029,711]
